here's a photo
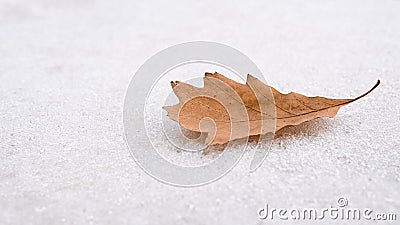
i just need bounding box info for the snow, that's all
[1,0,399,224]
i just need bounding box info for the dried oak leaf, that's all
[163,72,380,145]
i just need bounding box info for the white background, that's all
[1,0,399,224]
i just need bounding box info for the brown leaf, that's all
[163,72,380,145]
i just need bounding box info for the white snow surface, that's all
[1,0,399,224]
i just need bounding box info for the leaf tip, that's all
[204,72,214,77]
[170,81,182,88]
[161,105,169,112]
